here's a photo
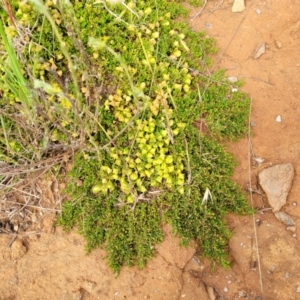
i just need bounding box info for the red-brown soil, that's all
[1,1,300,299]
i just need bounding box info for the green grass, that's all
[0,0,252,274]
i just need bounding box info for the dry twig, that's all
[247,97,264,294]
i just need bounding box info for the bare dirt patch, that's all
[0,1,300,299]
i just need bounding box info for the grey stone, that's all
[259,163,294,212]
[274,211,295,226]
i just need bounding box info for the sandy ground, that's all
[1,1,300,299]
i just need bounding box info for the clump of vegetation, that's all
[0,0,252,273]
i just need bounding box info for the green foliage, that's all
[164,128,253,266]
[201,70,250,140]
[1,0,252,273]
[59,153,163,272]
[173,0,204,6]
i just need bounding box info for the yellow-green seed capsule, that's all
[130,173,138,181]
[91,185,102,194]
[165,155,173,164]
[127,195,134,203]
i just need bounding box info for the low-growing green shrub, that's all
[0,0,252,273]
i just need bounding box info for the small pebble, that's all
[232,0,245,12]
[238,290,247,297]
[296,286,300,293]
[292,233,297,238]
[205,22,213,29]
[192,256,200,264]
[224,287,228,292]
[255,8,261,15]
[276,115,282,122]
[254,156,264,164]
[274,211,295,226]
[31,214,37,223]
[293,202,297,206]
[250,121,257,127]
[286,226,296,233]
[285,272,291,278]
[275,41,282,48]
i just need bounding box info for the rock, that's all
[205,22,213,29]
[297,286,300,293]
[206,286,216,300]
[274,211,295,226]
[253,42,266,59]
[275,41,282,48]
[11,240,27,260]
[285,272,291,278]
[232,0,245,12]
[258,163,294,212]
[256,218,262,226]
[250,121,257,127]
[254,156,264,164]
[239,290,247,297]
[224,287,228,292]
[276,115,282,122]
[255,8,262,15]
[286,226,296,233]
[31,213,38,223]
